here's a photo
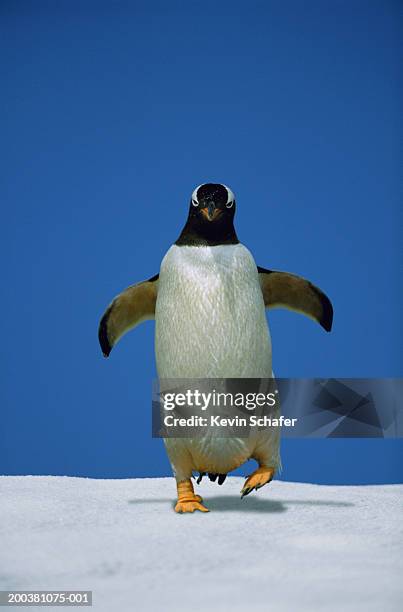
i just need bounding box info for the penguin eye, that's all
[192,199,199,207]
[226,200,234,208]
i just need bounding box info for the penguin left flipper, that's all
[257,267,333,332]
[98,274,159,357]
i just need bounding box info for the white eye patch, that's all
[223,185,235,207]
[191,184,203,204]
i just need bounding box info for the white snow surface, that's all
[0,476,402,611]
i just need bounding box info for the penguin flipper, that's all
[98,274,159,357]
[257,267,333,332]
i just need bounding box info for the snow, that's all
[0,476,402,611]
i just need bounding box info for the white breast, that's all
[155,244,272,378]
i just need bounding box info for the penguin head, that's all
[188,183,236,224]
[176,183,239,246]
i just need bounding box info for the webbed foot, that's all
[175,499,209,513]
[175,479,209,513]
[241,466,275,498]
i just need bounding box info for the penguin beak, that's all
[200,201,221,222]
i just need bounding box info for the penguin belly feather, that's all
[155,244,280,481]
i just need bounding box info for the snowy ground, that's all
[0,476,402,611]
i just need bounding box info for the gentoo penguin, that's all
[98,183,333,513]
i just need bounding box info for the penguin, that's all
[98,183,333,513]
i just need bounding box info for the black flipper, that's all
[98,274,159,357]
[257,266,333,332]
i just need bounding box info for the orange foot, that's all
[175,479,209,513]
[175,498,209,513]
[241,466,275,498]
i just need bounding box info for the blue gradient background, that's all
[1,1,402,483]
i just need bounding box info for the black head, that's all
[175,183,239,246]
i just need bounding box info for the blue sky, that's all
[1,0,402,483]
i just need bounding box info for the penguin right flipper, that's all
[257,267,333,332]
[98,274,159,357]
